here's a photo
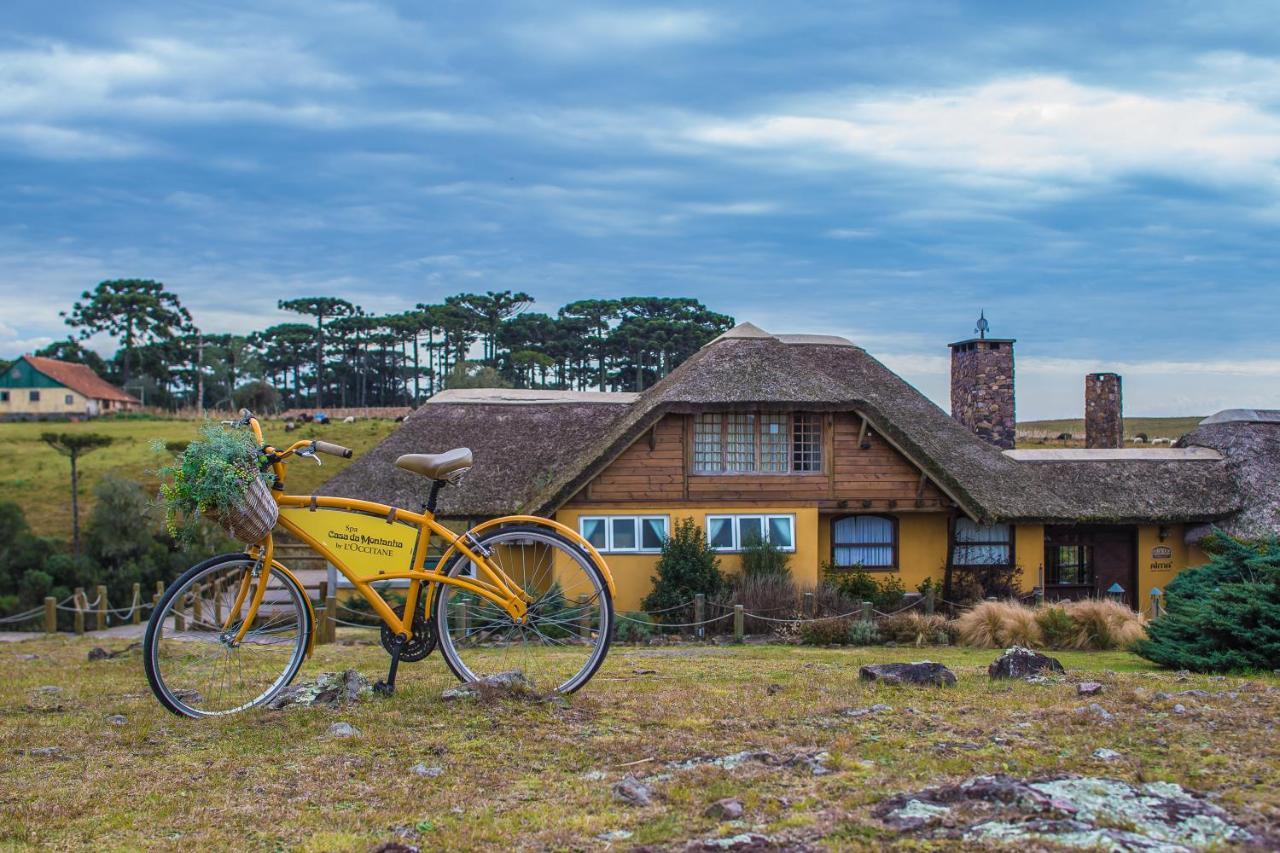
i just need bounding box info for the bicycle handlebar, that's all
[312,440,353,459]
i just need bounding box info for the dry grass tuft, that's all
[955,600,1043,649]
[1062,599,1147,650]
[877,612,955,646]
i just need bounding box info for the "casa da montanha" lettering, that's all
[326,527,407,557]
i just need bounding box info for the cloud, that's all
[507,8,719,59]
[685,74,1280,195]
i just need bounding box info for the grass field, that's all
[0,418,400,538]
[1017,416,1204,446]
[1,636,1276,850]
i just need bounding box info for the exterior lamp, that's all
[1106,582,1126,603]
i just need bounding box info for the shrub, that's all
[740,533,791,580]
[614,612,655,643]
[1034,605,1077,649]
[1134,536,1280,671]
[847,619,882,646]
[955,600,1043,649]
[951,564,1025,604]
[824,565,905,610]
[716,573,798,635]
[642,518,723,623]
[798,616,880,646]
[879,612,955,646]
[1062,599,1146,650]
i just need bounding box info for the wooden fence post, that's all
[131,583,141,625]
[694,593,705,640]
[860,600,872,623]
[174,590,186,632]
[155,580,165,599]
[734,604,744,643]
[315,581,330,645]
[803,591,815,618]
[458,600,469,645]
[95,585,108,631]
[73,588,85,635]
[44,597,56,634]
[924,587,935,617]
[325,588,338,644]
[192,584,204,628]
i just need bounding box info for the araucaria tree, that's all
[1135,535,1280,672]
[40,432,114,555]
[62,279,193,389]
[642,518,723,623]
[278,297,355,408]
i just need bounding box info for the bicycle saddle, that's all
[394,447,473,482]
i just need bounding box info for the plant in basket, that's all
[155,422,277,543]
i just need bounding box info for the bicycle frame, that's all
[221,415,615,650]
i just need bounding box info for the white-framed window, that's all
[693,412,823,474]
[579,516,669,553]
[64,394,74,405]
[705,514,796,552]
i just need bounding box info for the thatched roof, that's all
[324,324,1246,527]
[321,389,633,518]
[1178,412,1280,542]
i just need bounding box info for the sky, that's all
[1,1,1278,420]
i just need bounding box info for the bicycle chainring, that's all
[380,603,435,662]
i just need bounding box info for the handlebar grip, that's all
[313,440,353,459]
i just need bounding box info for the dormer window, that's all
[693,412,822,474]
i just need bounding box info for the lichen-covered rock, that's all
[860,661,956,687]
[1077,681,1105,696]
[440,670,538,701]
[612,774,652,807]
[875,774,1262,849]
[268,670,372,710]
[988,646,1065,680]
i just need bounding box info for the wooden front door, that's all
[1044,526,1137,607]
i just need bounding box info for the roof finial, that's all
[975,309,989,340]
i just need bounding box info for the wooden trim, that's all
[825,412,835,497]
[857,414,869,449]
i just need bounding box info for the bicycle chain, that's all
[380,602,436,662]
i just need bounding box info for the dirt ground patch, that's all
[1,637,1276,850]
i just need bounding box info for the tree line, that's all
[9,279,736,412]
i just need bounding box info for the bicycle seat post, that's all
[424,479,445,515]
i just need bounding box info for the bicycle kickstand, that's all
[374,635,405,696]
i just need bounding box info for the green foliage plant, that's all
[155,422,274,540]
[642,518,723,623]
[823,563,905,610]
[1135,535,1280,672]
[740,532,791,580]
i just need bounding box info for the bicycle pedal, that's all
[373,680,395,696]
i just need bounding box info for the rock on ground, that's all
[874,774,1265,849]
[1077,681,1104,696]
[988,646,1065,680]
[860,662,956,687]
[441,670,540,702]
[411,764,443,777]
[326,721,360,738]
[704,798,745,820]
[268,670,372,710]
[612,774,653,807]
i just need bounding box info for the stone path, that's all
[0,624,147,643]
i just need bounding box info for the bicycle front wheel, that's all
[432,525,613,694]
[143,554,311,717]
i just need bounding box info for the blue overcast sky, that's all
[2,1,1278,419]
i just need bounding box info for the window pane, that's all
[611,517,637,550]
[641,517,667,550]
[581,518,606,549]
[768,516,794,549]
[694,414,722,472]
[707,517,734,549]
[725,414,756,472]
[832,516,895,567]
[792,413,822,472]
[737,516,764,547]
[760,413,788,472]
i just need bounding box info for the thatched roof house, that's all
[324,323,1269,609]
[1178,410,1280,543]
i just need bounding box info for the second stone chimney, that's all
[949,322,1016,450]
[1085,372,1124,448]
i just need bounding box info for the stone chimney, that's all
[1085,372,1123,449]
[949,323,1016,450]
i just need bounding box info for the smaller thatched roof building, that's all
[1177,410,1280,542]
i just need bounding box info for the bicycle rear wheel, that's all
[431,525,612,694]
[143,554,311,717]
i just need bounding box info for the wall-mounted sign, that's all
[1149,544,1173,571]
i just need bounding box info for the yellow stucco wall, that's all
[554,507,1211,611]
[555,506,820,611]
[1136,524,1209,605]
[0,386,88,415]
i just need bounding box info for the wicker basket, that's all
[208,476,279,544]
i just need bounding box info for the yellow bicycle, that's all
[143,411,615,718]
